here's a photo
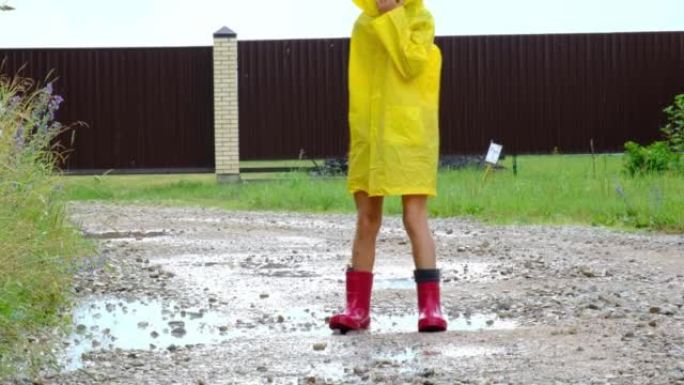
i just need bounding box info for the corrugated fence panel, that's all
[436,32,684,155]
[2,31,684,168]
[239,32,684,160]
[0,47,214,170]
[238,38,350,159]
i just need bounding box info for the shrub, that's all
[623,94,684,176]
[0,67,87,378]
[661,93,684,153]
[623,141,679,176]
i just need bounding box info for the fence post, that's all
[213,26,240,183]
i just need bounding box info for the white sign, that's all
[485,142,503,165]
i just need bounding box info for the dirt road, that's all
[34,202,684,384]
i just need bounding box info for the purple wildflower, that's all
[48,94,63,115]
[9,95,21,110]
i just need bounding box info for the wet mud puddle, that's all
[62,296,517,372]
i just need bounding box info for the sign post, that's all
[482,142,503,185]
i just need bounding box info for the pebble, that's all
[313,342,327,351]
[354,366,369,376]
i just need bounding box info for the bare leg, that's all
[402,195,437,269]
[351,191,384,272]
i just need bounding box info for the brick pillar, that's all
[213,26,240,183]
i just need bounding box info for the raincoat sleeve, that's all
[371,5,435,79]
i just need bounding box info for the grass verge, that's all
[1,69,90,379]
[62,155,684,233]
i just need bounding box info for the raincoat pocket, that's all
[384,106,425,147]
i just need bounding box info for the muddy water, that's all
[62,228,515,373]
[63,293,515,372]
[64,298,226,371]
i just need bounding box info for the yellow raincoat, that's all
[348,0,442,197]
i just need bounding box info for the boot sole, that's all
[329,319,370,334]
[419,325,447,333]
[418,320,448,333]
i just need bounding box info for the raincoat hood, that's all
[352,0,380,16]
[352,0,422,17]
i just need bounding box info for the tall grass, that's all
[0,68,88,378]
[63,155,684,232]
[430,155,683,231]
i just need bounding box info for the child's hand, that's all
[376,0,403,14]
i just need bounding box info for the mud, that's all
[15,202,684,384]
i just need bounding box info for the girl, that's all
[329,0,446,333]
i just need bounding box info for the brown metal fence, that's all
[437,32,684,155]
[1,47,214,170]
[241,32,684,159]
[2,31,684,170]
[238,38,350,160]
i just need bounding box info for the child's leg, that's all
[351,191,384,272]
[328,191,382,333]
[401,195,436,269]
[403,195,447,332]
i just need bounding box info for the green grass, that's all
[1,70,91,379]
[0,174,89,377]
[62,155,684,233]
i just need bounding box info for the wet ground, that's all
[19,203,684,384]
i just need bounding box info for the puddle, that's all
[444,261,491,281]
[374,278,415,290]
[439,345,505,358]
[62,294,516,372]
[133,237,233,248]
[371,312,516,334]
[63,298,227,371]
[378,344,504,362]
[62,299,332,372]
[282,308,515,336]
[157,253,322,281]
[83,230,169,240]
[373,261,493,284]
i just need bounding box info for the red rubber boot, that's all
[417,281,448,332]
[329,270,373,333]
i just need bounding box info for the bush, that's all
[623,141,679,176]
[623,94,684,176]
[0,67,87,378]
[662,94,684,153]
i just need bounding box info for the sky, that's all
[1,0,683,48]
